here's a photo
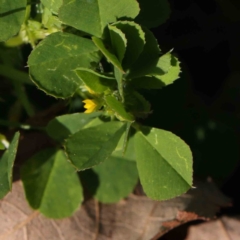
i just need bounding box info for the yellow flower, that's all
[82,99,98,113]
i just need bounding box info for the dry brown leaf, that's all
[0,180,230,240]
[185,216,240,240]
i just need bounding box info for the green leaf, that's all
[135,127,192,200]
[123,91,151,118]
[81,132,138,203]
[108,25,127,63]
[156,52,172,74]
[42,7,62,29]
[58,0,140,37]
[28,32,101,98]
[46,112,102,142]
[112,21,145,69]
[130,55,181,89]
[135,0,171,28]
[105,25,127,98]
[65,121,126,170]
[129,51,172,80]
[81,156,138,203]
[127,40,172,79]
[105,95,134,122]
[41,0,63,14]
[155,55,181,86]
[80,116,106,129]
[121,121,132,154]
[114,67,124,100]
[126,91,151,118]
[113,129,136,161]
[130,76,165,89]
[75,68,115,94]
[0,0,26,42]
[0,132,20,199]
[21,148,83,218]
[92,36,124,73]
[127,27,161,79]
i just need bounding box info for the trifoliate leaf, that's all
[112,21,145,70]
[0,0,27,42]
[28,32,101,98]
[124,91,151,118]
[81,155,138,203]
[155,55,181,85]
[80,131,138,203]
[105,95,134,122]
[155,52,172,74]
[135,0,171,28]
[65,122,126,170]
[108,25,127,63]
[129,55,181,89]
[92,36,124,73]
[46,112,102,142]
[130,51,172,79]
[42,7,62,29]
[130,76,165,89]
[41,0,63,14]
[59,0,140,37]
[0,132,20,199]
[127,46,172,79]
[135,126,192,200]
[21,148,83,218]
[75,68,116,94]
[107,25,127,98]
[127,27,161,79]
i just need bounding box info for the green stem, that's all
[0,64,33,85]
[27,0,40,5]
[132,122,141,131]
[13,81,35,117]
[122,121,132,154]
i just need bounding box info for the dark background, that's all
[148,0,240,238]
